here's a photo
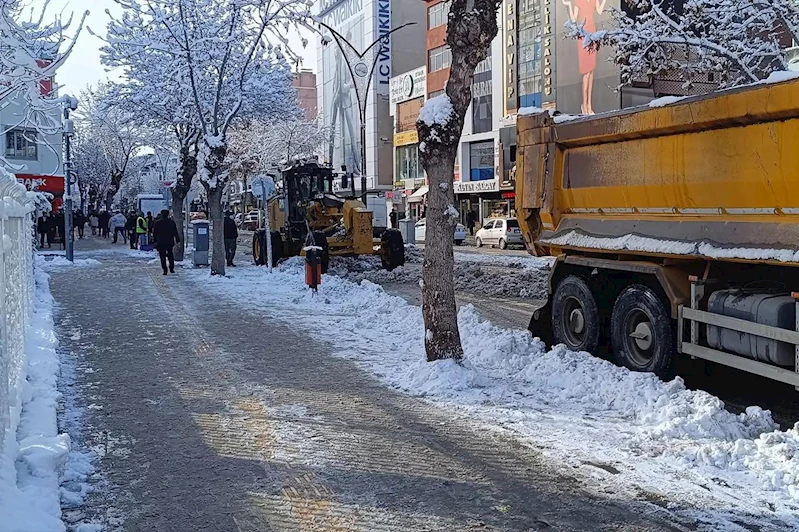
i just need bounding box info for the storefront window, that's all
[469,141,495,181]
[396,145,421,182]
[481,199,516,225]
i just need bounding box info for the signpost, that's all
[251,175,277,271]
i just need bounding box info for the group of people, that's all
[36,211,69,248]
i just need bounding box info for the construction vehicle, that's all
[517,76,799,388]
[252,161,404,272]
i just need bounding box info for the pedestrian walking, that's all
[136,212,148,248]
[152,209,181,275]
[37,213,50,248]
[56,212,66,250]
[126,212,137,249]
[89,212,99,236]
[74,210,86,239]
[389,209,398,229]
[98,211,111,238]
[467,211,476,236]
[223,211,238,267]
[146,212,154,244]
[110,211,127,243]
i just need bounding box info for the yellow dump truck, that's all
[516,76,799,386]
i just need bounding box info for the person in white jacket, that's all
[110,212,128,244]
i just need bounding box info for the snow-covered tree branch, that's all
[567,0,799,89]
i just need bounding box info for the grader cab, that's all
[252,161,405,272]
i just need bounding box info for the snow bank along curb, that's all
[0,261,69,531]
[196,259,799,526]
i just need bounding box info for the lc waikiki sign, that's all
[376,0,391,95]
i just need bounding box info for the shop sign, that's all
[16,174,64,193]
[502,191,516,199]
[503,0,517,114]
[454,179,499,194]
[542,0,555,100]
[393,130,418,146]
[390,67,426,105]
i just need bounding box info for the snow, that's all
[189,260,799,528]
[518,106,552,116]
[542,230,799,264]
[418,94,454,126]
[755,70,799,85]
[36,256,101,268]
[445,204,459,219]
[518,107,583,124]
[438,182,449,191]
[648,95,688,107]
[552,113,582,123]
[0,262,70,531]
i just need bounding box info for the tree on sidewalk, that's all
[108,0,306,275]
[416,0,502,362]
[567,0,799,89]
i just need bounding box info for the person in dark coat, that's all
[146,212,154,244]
[223,211,238,267]
[56,212,66,249]
[37,213,50,247]
[389,209,398,229]
[466,210,476,236]
[74,210,86,239]
[98,210,111,238]
[125,212,137,249]
[152,209,181,275]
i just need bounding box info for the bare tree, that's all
[416,0,501,361]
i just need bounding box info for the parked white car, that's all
[475,218,523,249]
[415,218,467,245]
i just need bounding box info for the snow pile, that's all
[194,263,799,525]
[37,256,101,268]
[404,244,424,263]
[542,230,799,264]
[0,266,70,531]
[418,94,453,126]
[648,95,687,107]
[755,70,799,85]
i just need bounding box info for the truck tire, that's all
[309,231,330,273]
[610,285,673,376]
[381,229,405,271]
[551,275,600,353]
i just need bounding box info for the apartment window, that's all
[429,89,445,99]
[427,1,451,29]
[517,0,543,108]
[396,144,421,182]
[5,129,37,160]
[428,45,452,73]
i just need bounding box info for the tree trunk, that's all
[422,152,462,360]
[207,186,225,275]
[417,0,501,362]
[171,140,197,261]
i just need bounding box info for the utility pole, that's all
[62,95,78,262]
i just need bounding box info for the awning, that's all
[408,185,428,203]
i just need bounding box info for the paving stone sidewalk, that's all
[49,238,686,531]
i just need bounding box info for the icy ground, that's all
[193,257,799,531]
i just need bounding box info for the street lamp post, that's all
[62,95,78,262]
[316,21,415,196]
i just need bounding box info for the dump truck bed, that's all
[516,75,799,265]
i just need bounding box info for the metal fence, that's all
[0,173,36,479]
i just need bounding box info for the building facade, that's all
[292,69,318,118]
[389,66,425,219]
[3,97,64,210]
[315,0,427,196]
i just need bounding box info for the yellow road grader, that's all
[252,161,405,272]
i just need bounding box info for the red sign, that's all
[16,174,64,193]
[502,191,516,199]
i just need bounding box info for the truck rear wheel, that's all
[610,285,673,376]
[552,275,600,353]
[252,231,265,265]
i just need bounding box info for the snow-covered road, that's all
[194,257,799,531]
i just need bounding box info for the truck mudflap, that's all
[528,302,554,347]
